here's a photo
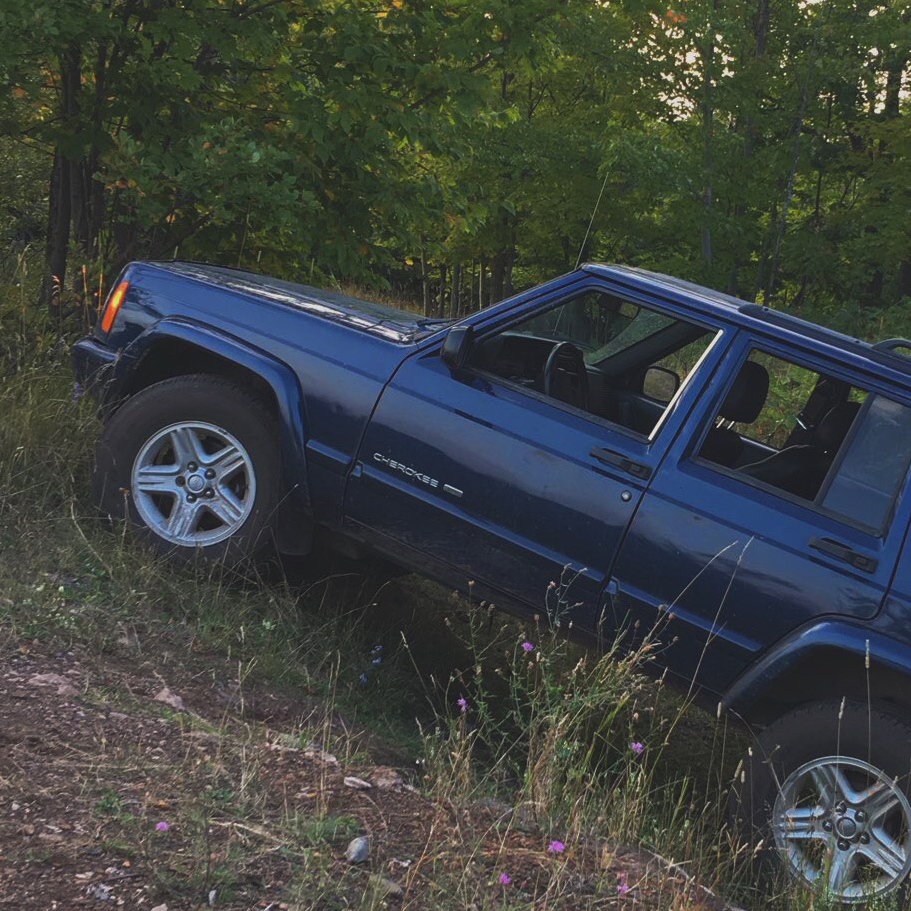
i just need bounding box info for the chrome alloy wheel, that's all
[130,421,256,547]
[773,756,911,902]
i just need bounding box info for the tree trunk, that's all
[41,151,72,309]
[700,0,718,270]
[420,239,430,316]
[727,0,769,296]
[504,237,516,298]
[490,251,506,304]
[899,261,911,300]
[478,258,487,309]
[42,46,83,306]
[449,261,461,318]
[438,263,446,317]
[765,74,810,304]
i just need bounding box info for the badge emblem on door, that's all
[372,452,463,497]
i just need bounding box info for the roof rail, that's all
[739,303,867,350]
[873,338,911,357]
[739,304,911,377]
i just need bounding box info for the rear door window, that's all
[696,347,911,534]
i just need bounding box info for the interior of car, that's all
[697,353,865,503]
[469,291,713,437]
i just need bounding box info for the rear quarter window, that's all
[821,395,911,532]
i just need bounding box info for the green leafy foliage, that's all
[0,0,908,323]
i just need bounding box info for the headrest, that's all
[719,360,769,424]
[814,401,861,452]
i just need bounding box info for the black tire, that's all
[731,700,911,903]
[93,374,281,564]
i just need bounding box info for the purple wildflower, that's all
[546,839,565,855]
[617,871,630,894]
[358,672,368,685]
[155,821,170,832]
[630,741,644,756]
[521,641,534,653]
[71,381,84,403]
[457,697,467,714]
[498,873,510,885]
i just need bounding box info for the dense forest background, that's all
[0,0,908,335]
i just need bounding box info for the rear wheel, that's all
[732,700,911,904]
[94,375,281,563]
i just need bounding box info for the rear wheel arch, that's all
[728,645,911,728]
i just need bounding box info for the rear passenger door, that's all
[610,333,911,695]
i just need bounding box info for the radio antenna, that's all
[575,165,610,270]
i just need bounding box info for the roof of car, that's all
[582,263,911,390]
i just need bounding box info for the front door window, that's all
[468,290,717,438]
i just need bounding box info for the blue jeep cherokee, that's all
[75,261,911,902]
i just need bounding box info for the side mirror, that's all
[642,365,679,404]
[440,325,474,370]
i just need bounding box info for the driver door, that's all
[343,283,727,630]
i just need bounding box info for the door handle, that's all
[808,537,878,574]
[590,447,652,481]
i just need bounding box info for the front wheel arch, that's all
[115,326,313,553]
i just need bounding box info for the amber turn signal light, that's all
[100,281,129,333]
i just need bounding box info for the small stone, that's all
[345,836,370,864]
[86,882,114,902]
[151,904,168,911]
[343,776,372,791]
[303,744,338,766]
[369,875,403,897]
[28,673,78,698]
[373,767,403,789]
[153,687,185,711]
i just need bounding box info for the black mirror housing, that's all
[441,325,474,370]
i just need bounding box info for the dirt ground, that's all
[0,636,741,910]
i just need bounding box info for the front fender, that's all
[722,620,911,720]
[118,319,313,544]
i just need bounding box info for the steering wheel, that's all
[543,342,589,411]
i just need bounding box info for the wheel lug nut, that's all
[205,468,215,479]
[205,488,214,499]
[188,461,198,472]
[187,494,197,503]
[855,811,865,823]
[836,802,847,814]
[860,833,870,845]
[837,839,849,851]
[176,476,185,486]
[823,821,833,832]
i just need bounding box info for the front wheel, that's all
[732,700,911,904]
[93,374,281,563]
